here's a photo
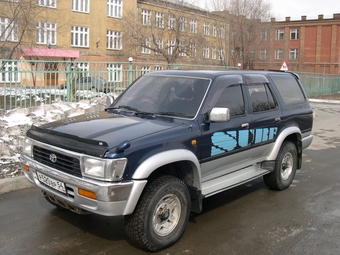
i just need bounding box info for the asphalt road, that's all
[1,101,340,255]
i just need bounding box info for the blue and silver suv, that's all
[21,70,313,251]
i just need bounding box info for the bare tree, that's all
[0,0,61,59]
[209,0,272,69]
[123,0,207,67]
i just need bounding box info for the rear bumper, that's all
[302,134,313,150]
[21,155,147,216]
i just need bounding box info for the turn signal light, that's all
[78,188,96,200]
[22,164,29,172]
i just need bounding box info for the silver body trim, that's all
[21,152,147,216]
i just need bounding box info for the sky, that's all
[269,0,340,21]
[199,0,340,21]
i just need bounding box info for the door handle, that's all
[275,117,281,122]
[241,123,249,128]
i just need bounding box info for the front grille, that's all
[33,146,82,177]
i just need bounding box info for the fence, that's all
[298,72,340,96]
[1,59,339,110]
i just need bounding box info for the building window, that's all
[72,0,89,13]
[155,66,163,70]
[212,47,216,59]
[36,0,56,8]
[107,0,122,18]
[155,12,164,28]
[260,49,267,60]
[142,9,151,26]
[290,48,298,60]
[212,24,217,37]
[167,40,175,55]
[275,49,283,60]
[107,30,122,50]
[189,43,196,57]
[168,14,175,29]
[204,22,210,36]
[218,48,224,61]
[203,46,209,58]
[0,17,18,42]
[141,66,150,75]
[248,32,255,42]
[261,31,268,41]
[190,19,197,34]
[77,62,89,77]
[0,61,19,83]
[179,17,187,32]
[179,42,186,56]
[71,26,89,47]
[290,29,299,40]
[107,63,122,82]
[275,29,284,40]
[219,26,225,39]
[141,37,150,54]
[36,22,56,45]
[155,39,163,55]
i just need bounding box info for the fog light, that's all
[22,164,29,172]
[78,188,96,200]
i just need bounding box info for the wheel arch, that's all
[123,149,202,215]
[132,149,201,189]
[267,126,302,165]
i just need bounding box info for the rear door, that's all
[243,74,283,161]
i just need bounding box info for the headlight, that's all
[82,157,127,181]
[23,138,33,157]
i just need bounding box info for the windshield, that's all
[112,75,210,118]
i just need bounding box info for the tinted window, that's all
[215,84,245,117]
[269,74,305,105]
[248,84,277,113]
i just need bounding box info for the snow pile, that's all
[0,97,108,178]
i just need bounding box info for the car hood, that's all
[27,111,178,157]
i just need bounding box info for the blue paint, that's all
[211,127,277,156]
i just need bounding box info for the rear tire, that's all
[125,175,190,251]
[263,141,297,190]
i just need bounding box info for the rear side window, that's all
[215,84,245,117]
[269,74,305,105]
[248,84,276,113]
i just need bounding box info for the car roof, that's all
[144,70,299,80]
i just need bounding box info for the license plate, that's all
[36,171,66,194]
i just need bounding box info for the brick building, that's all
[255,14,340,74]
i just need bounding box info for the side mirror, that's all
[106,95,115,108]
[206,107,230,123]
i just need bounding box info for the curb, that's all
[309,98,340,104]
[0,175,34,195]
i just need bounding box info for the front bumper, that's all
[21,155,147,216]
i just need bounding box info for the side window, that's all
[215,84,245,117]
[248,84,277,113]
[269,74,305,105]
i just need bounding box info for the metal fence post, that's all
[66,62,72,102]
[128,57,133,85]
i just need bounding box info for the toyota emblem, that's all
[49,153,57,163]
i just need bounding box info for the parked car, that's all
[58,76,114,93]
[22,70,313,251]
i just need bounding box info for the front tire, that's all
[125,175,190,251]
[263,141,297,190]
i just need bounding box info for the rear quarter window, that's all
[269,74,306,105]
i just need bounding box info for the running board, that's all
[202,165,269,198]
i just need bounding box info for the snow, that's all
[0,96,110,178]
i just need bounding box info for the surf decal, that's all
[211,127,277,156]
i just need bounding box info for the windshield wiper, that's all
[156,111,186,117]
[112,105,154,116]
[116,105,139,112]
